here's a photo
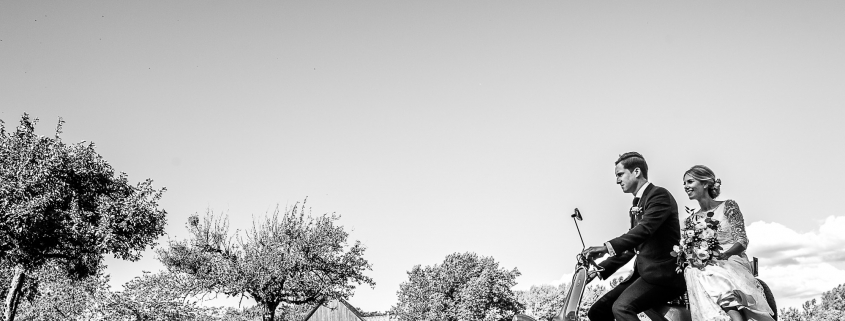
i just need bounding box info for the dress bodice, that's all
[685,199,749,252]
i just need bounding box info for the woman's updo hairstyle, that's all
[685,165,722,199]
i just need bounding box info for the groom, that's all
[582,152,686,321]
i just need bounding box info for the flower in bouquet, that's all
[695,247,710,260]
[671,208,724,272]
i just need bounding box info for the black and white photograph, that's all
[2,2,844,321]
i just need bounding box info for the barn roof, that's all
[300,298,366,321]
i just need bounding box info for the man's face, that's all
[615,163,639,194]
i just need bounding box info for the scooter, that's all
[513,209,777,321]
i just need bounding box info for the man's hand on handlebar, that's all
[582,245,608,260]
[577,249,606,284]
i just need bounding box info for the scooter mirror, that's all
[571,208,583,221]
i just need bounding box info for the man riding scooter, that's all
[581,152,686,321]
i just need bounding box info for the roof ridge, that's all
[300,298,367,321]
[338,298,367,320]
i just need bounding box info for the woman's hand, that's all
[718,243,745,261]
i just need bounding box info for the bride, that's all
[682,165,775,321]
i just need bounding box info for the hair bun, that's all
[710,178,722,198]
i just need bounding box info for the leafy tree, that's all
[779,307,803,321]
[0,114,167,321]
[1,263,218,321]
[274,302,315,321]
[515,284,566,321]
[780,283,845,321]
[83,271,222,321]
[357,308,390,317]
[215,306,265,321]
[208,303,312,321]
[818,283,845,312]
[158,201,374,321]
[390,252,524,321]
[579,283,609,321]
[0,261,106,320]
[514,275,632,321]
[214,303,312,321]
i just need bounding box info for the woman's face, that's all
[683,174,708,200]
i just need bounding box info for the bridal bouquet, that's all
[670,207,723,272]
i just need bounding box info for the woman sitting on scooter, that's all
[682,165,775,321]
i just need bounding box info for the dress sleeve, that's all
[723,200,749,248]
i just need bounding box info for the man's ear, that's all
[633,168,641,178]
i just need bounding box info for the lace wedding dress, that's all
[683,200,775,321]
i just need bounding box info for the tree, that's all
[390,252,524,321]
[515,284,566,321]
[579,283,609,321]
[514,275,631,321]
[215,303,313,321]
[5,262,108,320]
[82,271,220,321]
[3,264,223,321]
[357,308,390,317]
[158,201,374,321]
[818,283,845,312]
[0,114,167,321]
[780,283,845,321]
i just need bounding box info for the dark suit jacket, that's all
[597,184,685,289]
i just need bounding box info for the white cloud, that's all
[747,216,845,265]
[550,271,573,287]
[757,262,845,309]
[747,216,845,308]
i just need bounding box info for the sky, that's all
[2,0,844,313]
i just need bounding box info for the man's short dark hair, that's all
[615,152,648,179]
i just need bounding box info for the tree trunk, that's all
[263,301,280,321]
[4,266,26,321]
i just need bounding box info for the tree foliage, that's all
[780,283,845,321]
[0,262,221,321]
[157,201,374,321]
[212,303,313,321]
[83,271,220,321]
[0,261,106,320]
[0,114,167,321]
[515,284,566,321]
[390,252,524,321]
[514,275,630,321]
